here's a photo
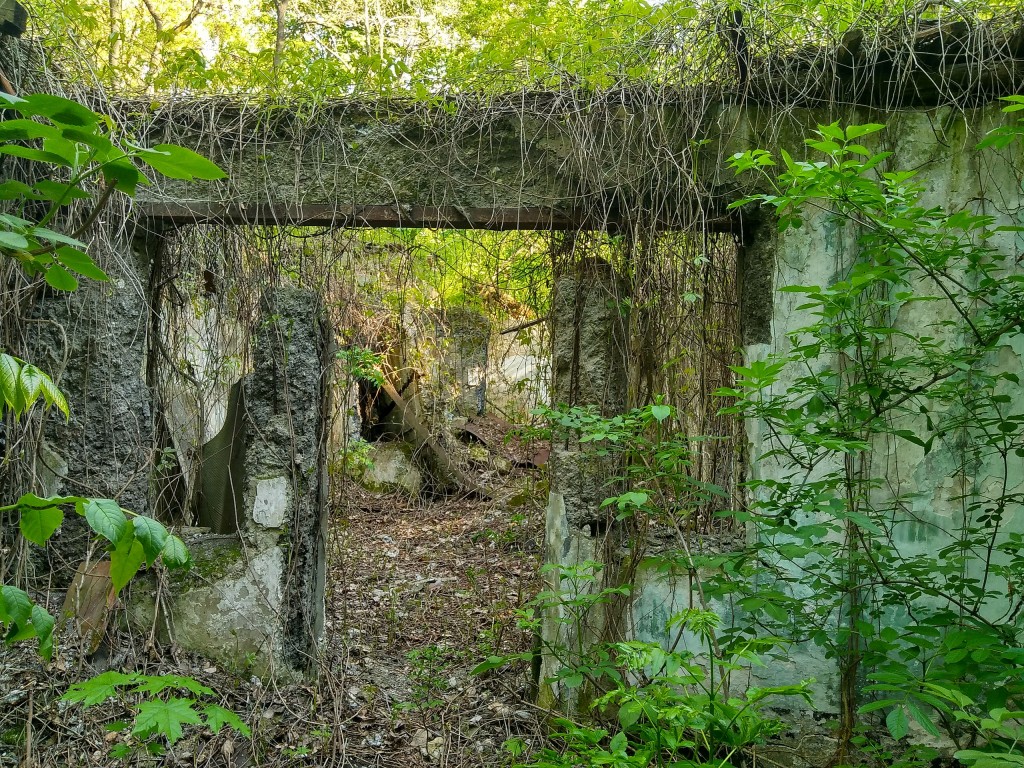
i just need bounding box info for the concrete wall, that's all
[602,106,1024,720]
[133,286,331,680]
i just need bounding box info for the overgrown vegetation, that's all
[466,106,1024,768]
[24,0,1024,99]
[0,91,249,755]
[6,0,1024,765]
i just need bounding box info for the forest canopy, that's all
[23,0,1024,98]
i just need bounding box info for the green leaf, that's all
[0,119,62,142]
[650,404,671,422]
[0,585,32,625]
[132,675,213,697]
[846,123,886,139]
[202,704,250,737]
[609,731,628,754]
[101,158,144,194]
[160,535,190,569]
[0,353,23,413]
[0,145,73,167]
[30,604,55,660]
[37,375,69,417]
[33,180,92,204]
[957,751,1024,768]
[133,517,169,567]
[618,700,642,728]
[132,698,202,745]
[83,498,128,544]
[18,94,100,127]
[906,698,941,738]
[19,505,63,547]
[0,230,29,250]
[17,363,47,407]
[44,265,78,292]
[886,705,909,740]
[31,227,86,247]
[859,698,903,713]
[561,671,584,688]
[764,601,789,623]
[109,534,147,592]
[62,671,136,706]
[55,247,107,281]
[137,144,226,181]
[472,655,509,675]
[0,180,43,200]
[60,126,112,152]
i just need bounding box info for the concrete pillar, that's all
[8,233,155,587]
[241,286,330,674]
[540,256,630,711]
[442,307,490,417]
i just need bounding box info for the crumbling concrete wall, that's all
[441,308,490,418]
[540,257,630,710]
[12,230,155,585]
[487,325,548,422]
[135,286,330,680]
[590,106,1024,728]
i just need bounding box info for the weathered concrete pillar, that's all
[540,256,630,711]
[134,286,330,680]
[7,232,155,587]
[241,286,330,674]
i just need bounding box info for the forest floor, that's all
[0,470,547,767]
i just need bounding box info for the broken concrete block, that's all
[360,442,423,496]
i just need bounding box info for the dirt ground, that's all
[0,471,547,767]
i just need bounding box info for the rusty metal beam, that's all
[139,202,736,232]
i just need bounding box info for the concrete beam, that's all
[129,96,741,232]
[130,98,1017,233]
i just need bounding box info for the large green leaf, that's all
[32,227,87,247]
[62,671,137,706]
[202,704,251,737]
[0,230,29,250]
[44,265,79,292]
[886,705,909,740]
[36,374,69,417]
[133,516,169,567]
[133,675,213,697]
[109,534,147,592]
[0,119,62,143]
[101,158,144,194]
[0,180,43,200]
[18,94,100,127]
[83,498,128,543]
[137,144,226,181]
[19,505,63,546]
[33,180,92,204]
[30,604,55,660]
[0,585,32,625]
[132,697,201,744]
[0,145,73,167]
[17,363,50,408]
[55,246,108,281]
[160,535,190,568]
[60,126,112,152]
